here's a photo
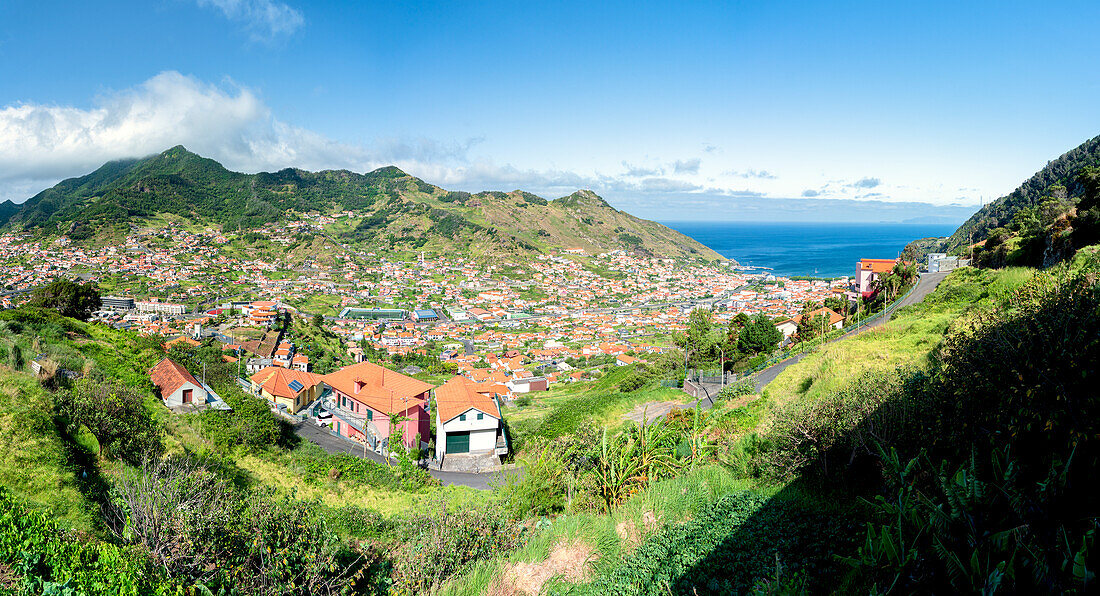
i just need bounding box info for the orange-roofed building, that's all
[163,336,200,351]
[321,361,434,451]
[433,376,507,462]
[250,366,325,414]
[856,258,898,297]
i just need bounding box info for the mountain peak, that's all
[367,165,408,178]
[555,189,614,211]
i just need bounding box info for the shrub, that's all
[199,390,287,452]
[717,379,754,401]
[288,441,437,491]
[388,502,526,595]
[105,456,365,595]
[0,486,174,594]
[618,371,647,392]
[575,490,858,595]
[54,378,163,464]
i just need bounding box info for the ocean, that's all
[662,221,959,278]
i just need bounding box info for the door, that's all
[446,431,470,454]
[182,388,193,404]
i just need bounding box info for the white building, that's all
[434,376,508,462]
[135,300,187,315]
[150,357,221,409]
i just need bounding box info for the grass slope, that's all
[761,267,1033,407]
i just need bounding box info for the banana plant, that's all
[596,426,646,513]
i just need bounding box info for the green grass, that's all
[0,371,99,532]
[762,267,1008,407]
[508,367,689,440]
[289,293,345,316]
[438,465,763,596]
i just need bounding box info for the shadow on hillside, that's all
[662,390,932,594]
[54,418,114,531]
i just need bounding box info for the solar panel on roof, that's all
[288,380,304,392]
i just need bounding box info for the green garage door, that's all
[446,431,470,454]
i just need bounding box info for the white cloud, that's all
[197,0,304,40]
[0,71,980,220]
[673,158,701,174]
[0,71,481,201]
[848,176,882,189]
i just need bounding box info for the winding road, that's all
[294,271,951,489]
[691,271,950,408]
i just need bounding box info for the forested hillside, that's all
[943,133,1100,259]
[0,146,722,261]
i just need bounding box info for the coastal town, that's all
[0,223,952,470]
[0,225,870,358]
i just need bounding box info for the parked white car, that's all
[316,410,332,427]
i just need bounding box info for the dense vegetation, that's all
[941,133,1100,267]
[420,253,1097,595]
[2,253,1099,593]
[2,146,722,261]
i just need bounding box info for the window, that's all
[459,414,466,421]
[477,413,484,420]
[367,410,373,421]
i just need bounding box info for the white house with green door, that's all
[433,375,508,462]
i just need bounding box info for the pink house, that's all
[856,258,898,297]
[321,362,433,452]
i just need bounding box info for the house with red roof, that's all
[321,361,433,452]
[856,258,898,297]
[434,376,507,463]
[150,357,227,411]
[249,366,325,414]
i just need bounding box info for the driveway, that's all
[294,421,516,489]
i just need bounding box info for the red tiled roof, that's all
[435,376,501,423]
[791,307,844,326]
[150,357,199,399]
[322,361,434,412]
[250,366,324,399]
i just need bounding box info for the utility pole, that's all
[719,346,725,388]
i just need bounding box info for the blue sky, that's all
[1,0,1099,222]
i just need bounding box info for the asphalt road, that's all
[687,271,951,409]
[752,272,948,391]
[298,273,952,485]
[293,421,512,490]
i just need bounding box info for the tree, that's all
[55,379,163,463]
[823,296,849,317]
[311,312,324,327]
[732,312,752,329]
[27,278,101,320]
[675,308,721,367]
[797,312,831,342]
[738,314,782,355]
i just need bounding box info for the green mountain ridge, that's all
[943,132,1100,253]
[1,146,724,261]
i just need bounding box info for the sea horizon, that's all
[663,220,959,278]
